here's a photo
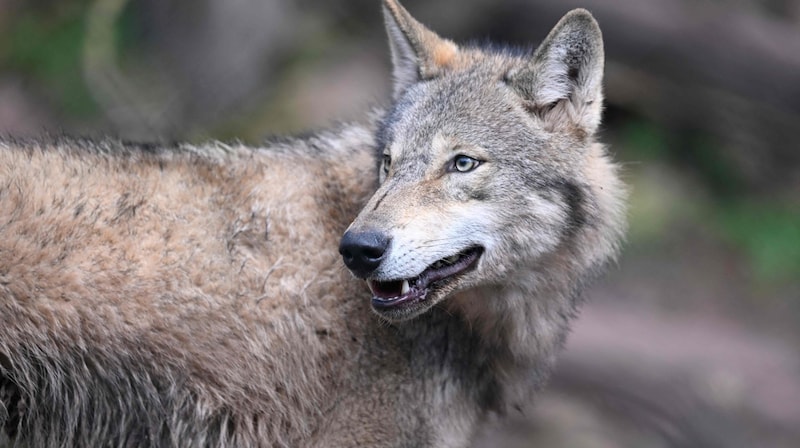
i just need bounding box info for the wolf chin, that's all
[0,1,625,446]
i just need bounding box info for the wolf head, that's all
[340,0,624,322]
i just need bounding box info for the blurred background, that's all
[0,0,798,446]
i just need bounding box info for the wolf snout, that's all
[339,230,390,278]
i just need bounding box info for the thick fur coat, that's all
[0,1,626,446]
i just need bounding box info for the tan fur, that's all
[0,130,380,446]
[432,40,459,68]
[1,2,626,447]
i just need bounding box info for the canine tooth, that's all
[401,280,410,295]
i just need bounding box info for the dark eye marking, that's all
[381,154,391,175]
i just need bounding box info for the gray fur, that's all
[0,1,625,446]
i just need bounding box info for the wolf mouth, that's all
[368,247,483,310]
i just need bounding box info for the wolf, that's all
[0,1,625,446]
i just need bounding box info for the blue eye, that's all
[450,155,481,173]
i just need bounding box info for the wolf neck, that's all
[462,278,575,360]
[429,272,578,412]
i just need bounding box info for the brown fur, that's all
[0,129,381,446]
[1,2,626,446]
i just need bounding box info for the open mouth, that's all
[368,247,483,311]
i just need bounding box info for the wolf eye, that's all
[450,155,481,173]
[381,154,391,175]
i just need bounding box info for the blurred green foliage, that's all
[716,202,800,283]
[0,2,96,116]
[619,117,670,162]
[620,117,800,284]
[0,1,141,118]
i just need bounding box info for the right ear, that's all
[505,9,605,135]
[383,0,460,99]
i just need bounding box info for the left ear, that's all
[506,9,605,135]
[383,0,460,99]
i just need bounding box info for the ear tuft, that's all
[383,0,459,99]
[506,9,605,135]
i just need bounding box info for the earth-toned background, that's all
[1,0,798,446]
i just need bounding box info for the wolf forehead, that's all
[376,68,544,149]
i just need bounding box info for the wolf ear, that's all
[383,0,460,99]
[506,9,605,135]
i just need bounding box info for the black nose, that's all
[339,230,390,278]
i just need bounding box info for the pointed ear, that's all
[506,9,605,135]
[383,0,460,99]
